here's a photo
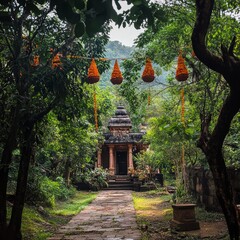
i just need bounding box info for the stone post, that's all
[97,150,102,168]
[109,145,115,175]
[128,144,134,173]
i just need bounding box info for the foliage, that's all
[7,191,97,240]
[26,169,75,208]
[49,191,97,216]
[81,168,109,191]
[117,53,149,129]
[134,150,159,180]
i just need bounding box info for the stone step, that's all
[106,180,133,190]
[106,185,133,190]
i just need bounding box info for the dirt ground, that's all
[133,191,229,240]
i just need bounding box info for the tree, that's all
[134,0,240,238]
[0,2,111,239]
[192,1,240,238]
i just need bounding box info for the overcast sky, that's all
[109,22,145,47]
[109,1,145,47]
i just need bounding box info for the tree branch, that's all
[30,97,60,124]
[191,0,224,74]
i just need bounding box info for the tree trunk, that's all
[197,92,240,240]
[206,150,239,239]
[7,123,34,240]
[64,158,71,187]
[192,1,240,239]
[0,108,19,239]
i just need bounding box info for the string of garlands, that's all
[31,48,191,132]
[175,49,189,182]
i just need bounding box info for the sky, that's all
[109,1,145,47]
[109,22,145,47]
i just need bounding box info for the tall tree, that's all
[0,2,111,239]
[192,0,240,239]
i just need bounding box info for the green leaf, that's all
[66,12,80,24]
[75,21,85,37]
[26,3,41,15]
[132,0,143,6]
[0,11,11,23]
[75,0,85,10]
[85,15,105,36]
[56,3,66,20]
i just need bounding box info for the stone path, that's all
[48,190,141,240]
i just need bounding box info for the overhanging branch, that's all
[191,0,224,74]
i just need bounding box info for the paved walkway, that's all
[48,190,141,240]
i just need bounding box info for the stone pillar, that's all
[109,145,115,175]
[97,150,102,168]
[128,144,134,173]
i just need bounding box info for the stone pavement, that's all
[48,190,141,240]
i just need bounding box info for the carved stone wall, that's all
[187,167,240,211]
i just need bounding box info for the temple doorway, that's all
[116,151,128,175]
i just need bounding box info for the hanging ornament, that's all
[93,87,98,132]
[176,51,188,82]
[148,88,151,106]
[87,58,100,84]
[142,58,155,82]
[181,144,187,190]
[51,52,62,69]
[181,88,185,127]
[110,60,123,85]
[32,55,39,67]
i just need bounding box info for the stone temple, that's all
[96,106,148,176]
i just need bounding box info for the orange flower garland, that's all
[93,88,98,132]
[142,58,155,82]
[87,58,100,84]
[110,60,123,85]
[176,51,188,82]
[148,88,151,106]
[181,88,185,126]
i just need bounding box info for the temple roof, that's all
[104,132,145,144]
[108,106,132,129]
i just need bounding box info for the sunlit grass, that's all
[49,191,97,216]
[7,191,97,240]
[132,191,172,217]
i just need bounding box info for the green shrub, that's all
[26,168,75,207]
[40,177,75,207]
[84,168,109,191]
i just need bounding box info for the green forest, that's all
[0,0,240,239]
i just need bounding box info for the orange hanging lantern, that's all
[52,53,62,69]
[110,60,123,85]
[32,55,39,67]
[142,58,155,82]
[87,58,100,84]
[176,51,188,82]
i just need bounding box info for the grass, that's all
[132,189,229,240]
[49,191,97,216]
[7,191,97,240]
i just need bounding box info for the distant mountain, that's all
[105,41,134,59]
[100,41,134,87]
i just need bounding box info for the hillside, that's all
[105,41,134,59]
[100,41,134,87]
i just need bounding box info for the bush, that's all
[83,168,109,191]
[40,177,75,207]
[26,168,75,207]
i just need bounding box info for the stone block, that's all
[170,204,200,231]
